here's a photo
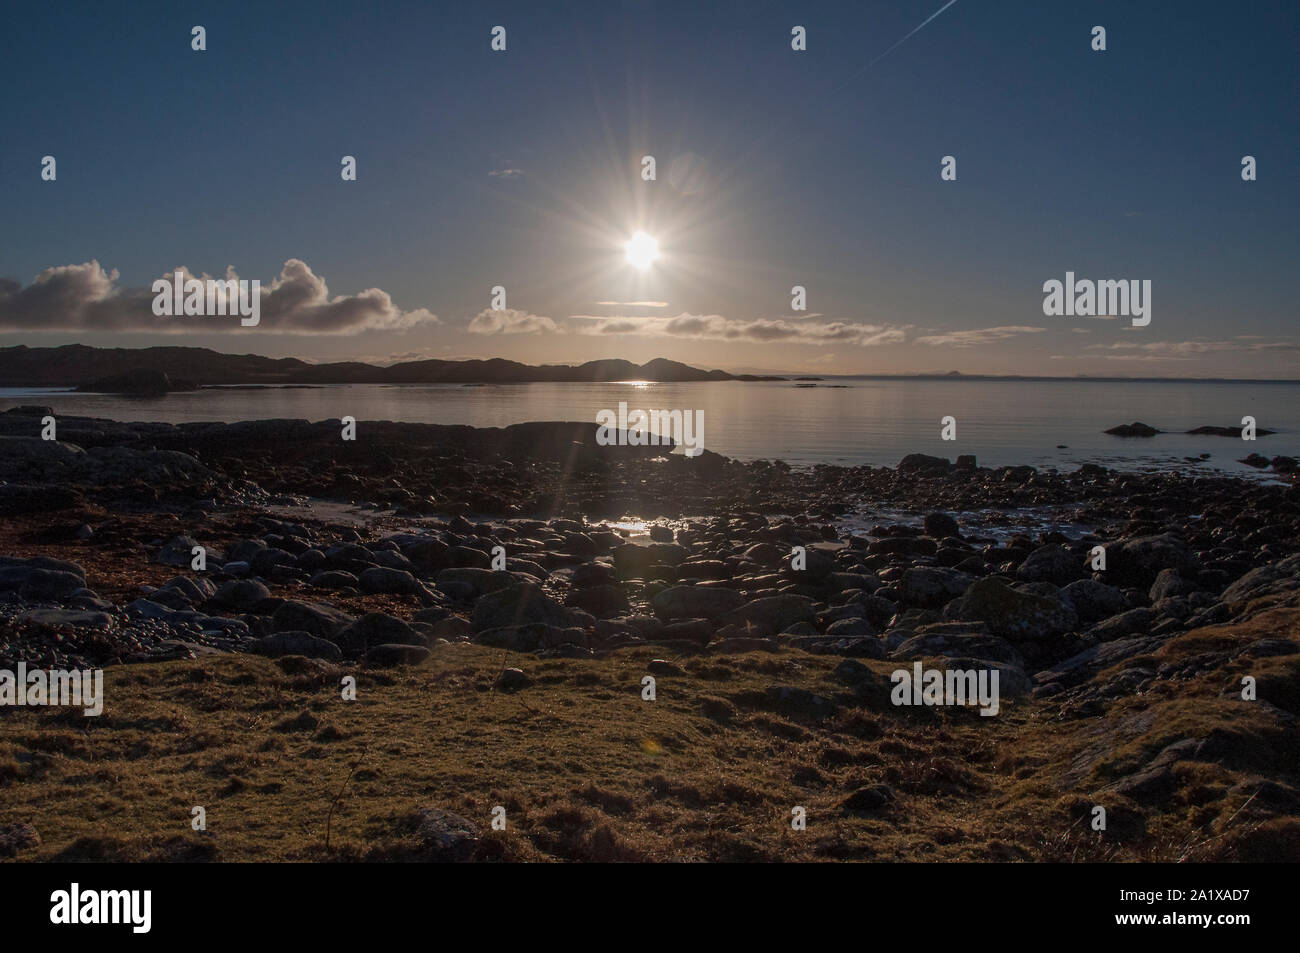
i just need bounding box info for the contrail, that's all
[869,0,962,67]
[825,0,962,95]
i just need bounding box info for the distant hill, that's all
[0,344,771,387]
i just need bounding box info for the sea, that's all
[2,377,1296,477]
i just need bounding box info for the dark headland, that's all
[0,344,785,388]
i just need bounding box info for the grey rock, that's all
[472,582,581,632]
[210,578,271,611]
[945,576,1077,640]
[0,566,87,600]
[1221,553,1300,606]
[308,569,359,590]
[1060,579,1127,625]
[19,608,112,629]
[271,600,355,640]
[841,784,896,811]
[364,643,430,667]
[1112,533,1199,587]
[164,575,216,602]
[153,535,200,568]
[923,512,961,538]
[1149,568,1195,602]
[613,541,687,577]
[651,585,746,620]
[942,658,1033,698]
[726,594,816,633]
[1034,635,1163,684]
[358,567,421,595]
[475,623,587,652]
[1016,544,1086,586]
[412,808,480,860]
[253,631,342,661]
[496,668,531,692]
[564,583,629,617]
[891,624,1024,668]
[338,613,422,655]
[435,567,518,597]
[1088,607,1155,641]
[783,546,838,581]
[826,617,877,637]
[429,616,473,640]
[898,567,977,608]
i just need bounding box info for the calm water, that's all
[3,379,1297,474]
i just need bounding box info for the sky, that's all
[1,0,1297,377]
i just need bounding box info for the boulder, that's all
[945,577,1077,641]
[1221,554,1300,607]
[496,668,531,692]
[475,623,587,652]
[0,566,87,600]
[472,582,580,632]
[411,808,479,860]
[890,623,1024,668]
[153,535,200,568]
[252,631,342,661]
[825,618,877,637]
[271,600,356,640]
[726,594,816,633]
[897,454,950,472]
[1016,544,1086,586]
[337,613,423,655]
[358,567,422,595]
[435,567,518,597]
[1149,568,1195,602]
[364,643,430,667]
[1059,579,1127,625]
[308,570,359,590]
[564,584,629,617]
[651,585,746,621]
[923,512,961,538]
[1087,607,1155,641]
[897,567,976,608]
[210,579,271,611]
[613,542,687,578]
[1111,533,1199,587]
[18,608,112,629]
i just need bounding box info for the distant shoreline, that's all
[2,344,1299,387]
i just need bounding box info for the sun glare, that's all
[624,231,660,270]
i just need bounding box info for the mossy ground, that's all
[3,605,1297,862]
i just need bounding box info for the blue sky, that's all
[1,0,1297,376]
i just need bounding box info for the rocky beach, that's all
[0,404,1298,861]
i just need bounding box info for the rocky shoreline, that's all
[2,406,1300,861]
[1,405,1297,690]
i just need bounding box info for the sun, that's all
[624,231,660,270]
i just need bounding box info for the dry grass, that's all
[2,621,1296,862]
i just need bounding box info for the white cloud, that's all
[915,326,1045,347]
[467,308,563,335]
[1087,339,1300,356]
[0,258,438,335]
[571,312,907,346]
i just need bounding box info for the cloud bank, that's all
[0,259,437,334]
[571,313,908,347]
[467,308,563,335]
[915,326,1045,347]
